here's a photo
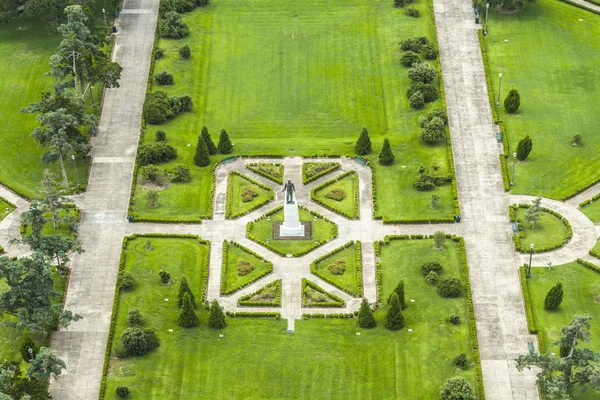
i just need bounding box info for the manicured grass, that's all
[514,208,570,252]
[247,208,337,256]
[486,0,600,199]
[238,279,281,306]
[246,162,283,184]
[312,243,361,296]
[302,278,345,307]
[222,242,273,295]
[590,240,600,259]
[0,198,15,222]
[302,162,340,184]
[377,238,479,398]
[312,172,358,219]
[226,172,273,218]
[582,199,600,223]
[130,0,456,222]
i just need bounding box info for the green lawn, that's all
[582,199,600,223]
[312,242,361,296]
[312,172,359,219]
[486,0,600,199]
[591,240,600,259]
[22,207,80,237]
[377,238,479,398]
[514,208,570,252]
[247,208,337,256]
[226,172,273,219]
[246,162,283,184]
[0,198,15,222]
[222,242,273,295]
[130,0,457,222]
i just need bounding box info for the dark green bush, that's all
[379,138,395,165]
[452,353,468,369]
[19,333,38,362]
[179,43,191,59]
[218,129,233,154]
[516,135,533,161]
[158,11,189,39]
[118,272,135,291]
[154,70,174,85]
[140,165,162,183]
[449,314,461,325]
[154,48,164,60]
[208,299,226,328]
[116,385,130,398]
[400,51,420,67]
[406,82,438,103]
[394,0,405,7]
[160,0,195,13]
[407,62,437,84]
[120,328,159,356]
[159,270,171,284]
[127,309,144,327]
[420,42,438,59]
[138,143,177,166]
[413,174,435,190]
[155,130,167,142]
[420,108,448,126]
[144,91,174,124]
[193,135,210,167]
[419,116,446,143]
[385,293,405,330]
[178,292,199,328]
[357,298,376,328]
[169,94,193,113]
[405,7,419,17]
[171,164,191,183]
[400,36,430,52]
[409,91,425,110]
[421,261,443,275]
[504,88,520,113]
[544,282,563,311]
[440,377,476,400]
[177,276,196,308]
[201,126,218,155]
[325,188,345,201]
[354,127,372,155]
[437,277,464,298]
[425,270,438,284]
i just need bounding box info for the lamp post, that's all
[102,8,107,30]
[510,152,517,186]
[496,73,503,106]
[483,3,490,36]
[527,243,534,278]
[70,155,80,188]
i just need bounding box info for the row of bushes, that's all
[99,234,210,399]
[518,265,546,354]
[225,311,280,319]
[310,170,360,219]
[591,248,600,259]
[302,313,354,319]
[301,278,345,307]
[237,279,281,307]
[225,171,274,219]
[220,240,273,296]
[310,241,362,297]
[246,162,283,184]
[576,258,600,274]
[510,204,573,253]
[579,191,600,208]
[143,91,193,125]
[375,261,382,303]
[302,162,340,184]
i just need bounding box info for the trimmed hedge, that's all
[576,258,600,274]
[220,240,273,295]
[310,170,360,219]
[302,162,340,184]
[302,313,355,319]
[518,265,547,355]
[225,311,281,319]
[225,171,274,219]
[499,155,510,192]
[310,241,363,297]
[509,204,573,253]
[301,278,345,308]
[237,279,281,307]
[579,191,600,208]
[99,234,210,399]
[591,247,600,259]
[0,195,16,210]
[246,162,283,184]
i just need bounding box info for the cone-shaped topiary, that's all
[201,126,217,155]
[20,333,39,362]
[208,299,227,328]
[504,88,520,113]
[516,135,533,161]
[193,135,210,167]
[178,293,199,328]
[379,138,395,165]
[218,129,233,154]
[177,276,196,309]
[354,127,372,156]
[544,282,563,311]
[357,298,376,328]
[388,280,406,310]
[385,293,405,330]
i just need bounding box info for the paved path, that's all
[434,0,539,398]
[566,181,600,208]
[565,0,600,13]
[0,185,31,258]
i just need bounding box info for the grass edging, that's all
[237,279,281,307]
[579,191,600,208]
[301,278,346,308]
[558,0,600,16]
[98,233,210,400]
[226,171,274,219]
[302,162,341,184]
[518,265,547,356]
[225,311,281,319]
[0,195,16,209]
[310,170,359,219]
[246,162,283,184]
[220,240,273,295]
[509,204,573,253]
[310,241,363,297]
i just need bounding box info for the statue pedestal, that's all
[280,193,304,237]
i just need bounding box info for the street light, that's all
[496,73,503,106]
[483,3,490,36]
[102,8,107,31]
[510,152,517,186]
[527,243,534,278]
[70,155,80,188]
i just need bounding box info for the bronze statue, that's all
[282,180,296,204]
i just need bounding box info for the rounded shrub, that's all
[421,261,443,275]
[159,270,171,284]
[153,48,164,60]
[544,282,563,311]
[138,142,178,166]
[504,88,520,113]
[405,7,419,17]
[400,51,420,67]
[413,174,435,191]
[407,82,438,103]
[452,353,468,370]
[409,91,425,110]
[448,314,461,325]
[127,309,144,327]
[420,42,438,60]
[19,334,38,362]
[171,164,191,183]
[158,11,189,39]
[440,377,476,400]
[437,277,464,298]
[425,270,438,285]
[400,36,430,52]
[154,70,174,86]
[120,328,159,356]
[179,43,191,59]
[155,130,167,142]
[118,272,135,291]
[116,385,130,398]
[516,135,533,161]
[407,62,437,84]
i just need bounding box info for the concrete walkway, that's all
[566,181,600,208]
[0,185,31,258]
[565,0,600,13]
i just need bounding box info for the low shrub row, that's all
[510,204,573,253]
[225,311,280,319]
[225,171,274,219]
[302,162,340,184]
[518,265,546,354]
[237,279,281,307]
[375,261,382,303]
[246,162,283,184]
[591,248,600,259]
[220,240,273,295]
[0,195,16,210]
[301,278,345,307]
[310,241,362,297]
[579,191,600,208]
[576,258,600,274]
[499,155,510,192]
[302,313,355,319]
[311,170,359,219]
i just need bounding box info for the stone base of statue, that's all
[280,192,304,237]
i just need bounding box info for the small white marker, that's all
[164,298,169,302]
[219,334,224,338]
[356,332,361,336]
[408,329,413,333]
[410,299,415,303]
[168,329,173,332]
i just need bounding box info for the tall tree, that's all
[39,169,68,230]
[388,280,406,310]
[354,127,372,156]
[193,135,210,167]
[177,293,198,328]
[218,129,233,154]
[201,126,217,155]
[516,135,533,161]
[524,196,542,229]
[385,293,405,330]
[544,282,564,311]
[26,347,66,382]
[207,299,226,328]
[357,298,376,328]
[379,138,395,165]
[177,276,196,308]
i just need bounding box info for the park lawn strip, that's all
[377,238,479,398]
[486,0,600,199]
[221,241,273,295]
[312,172,359,219]
[226,172,273,219]
[130,0,457,223]
[311,242,362,297]
[590,241,600,259]
[0,197,15,222]
[237,279,281,307]
[514,208,570,252]
[246,162,283,184]
[581,199,600,223]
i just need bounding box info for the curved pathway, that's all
[0,185,31,258]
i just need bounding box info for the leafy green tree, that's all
[145,190,159,207]
[516,314,600,399]
[524,196,542,229]
[504,88,521,113]
[357,298,376,328]
[407,62,437,83]
[0,359,51,399]
[208,299,226,328]
[120,328,160,356]
[218,129,233,154]
[409,91,425,110]
[419,116,445,143]
[177,276,196,308]
[193,134,210,167]
[433,230,446,249]
[544,282,564,311]
[354,127,372,155]
[516,135,533,161]
[439,377,476,400]
[385,293,405,330]
[201,126,217,155]
[379,138,395,165]
[179,43,191,59]
[388,280,406,310]
[178,293,199,328]
[26,347,66,382]
[39,169,69,229]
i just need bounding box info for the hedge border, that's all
[310,241,363,297]
[509,204,573,253]
[0,195,16,211]
[558,0,600,16]
[302,313,355,319]
[590,247,600,259]
[246,162,283,185]
[310,170,360,219]
[99,234,210,399]
[246,205,338,257]
[579,191,600,208]
[225,311,281,319]
[225,171,274,219]
[302,162,341,184]
[220,240,273,296]
[576,257,600,273]
[237,279,281,307]
[301,278,346,308]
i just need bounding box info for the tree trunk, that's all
[52,212,59,230]
[88,83,95,107]
[58,151,69,189]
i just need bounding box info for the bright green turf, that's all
[227,173,273,218]
[514,208,570,252]
[486,0,600,199]
[0,198,15,222]
[590,240,600,259]
[581,199,600,223]
[223,242,272,294]
[312,173,358,219]
[247,208,337,256]
[312,243,361,296]
[104,237,478,399]
[246,163,283,184]
[130,0,456,222]
[22,208,80,237]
